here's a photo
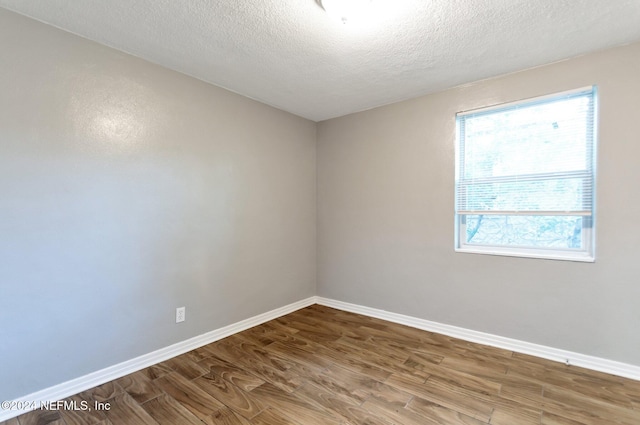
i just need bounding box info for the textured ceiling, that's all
[1,0,640,121]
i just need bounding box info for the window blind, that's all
[455,87,596,217]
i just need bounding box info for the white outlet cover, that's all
[176,307,185,323]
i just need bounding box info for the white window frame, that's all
[454,87,597,262]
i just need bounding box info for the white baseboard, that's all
[316,297,640,382]
[0,296,316,422]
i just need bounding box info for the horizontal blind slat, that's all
[457,210,592,217]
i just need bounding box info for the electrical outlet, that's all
[176,306,186,323]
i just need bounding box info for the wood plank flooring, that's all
[3,304,640,424]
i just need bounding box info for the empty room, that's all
[1,1,639,424]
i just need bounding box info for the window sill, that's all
[455,246,595,262]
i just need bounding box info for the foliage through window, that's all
[455,87,597,261]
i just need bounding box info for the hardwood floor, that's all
[3,304,640,424]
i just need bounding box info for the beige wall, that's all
[0,9,316,400]
[317,42,640,366]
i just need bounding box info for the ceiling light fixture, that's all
[320,0,373,24]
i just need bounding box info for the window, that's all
[455,87,597,262]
